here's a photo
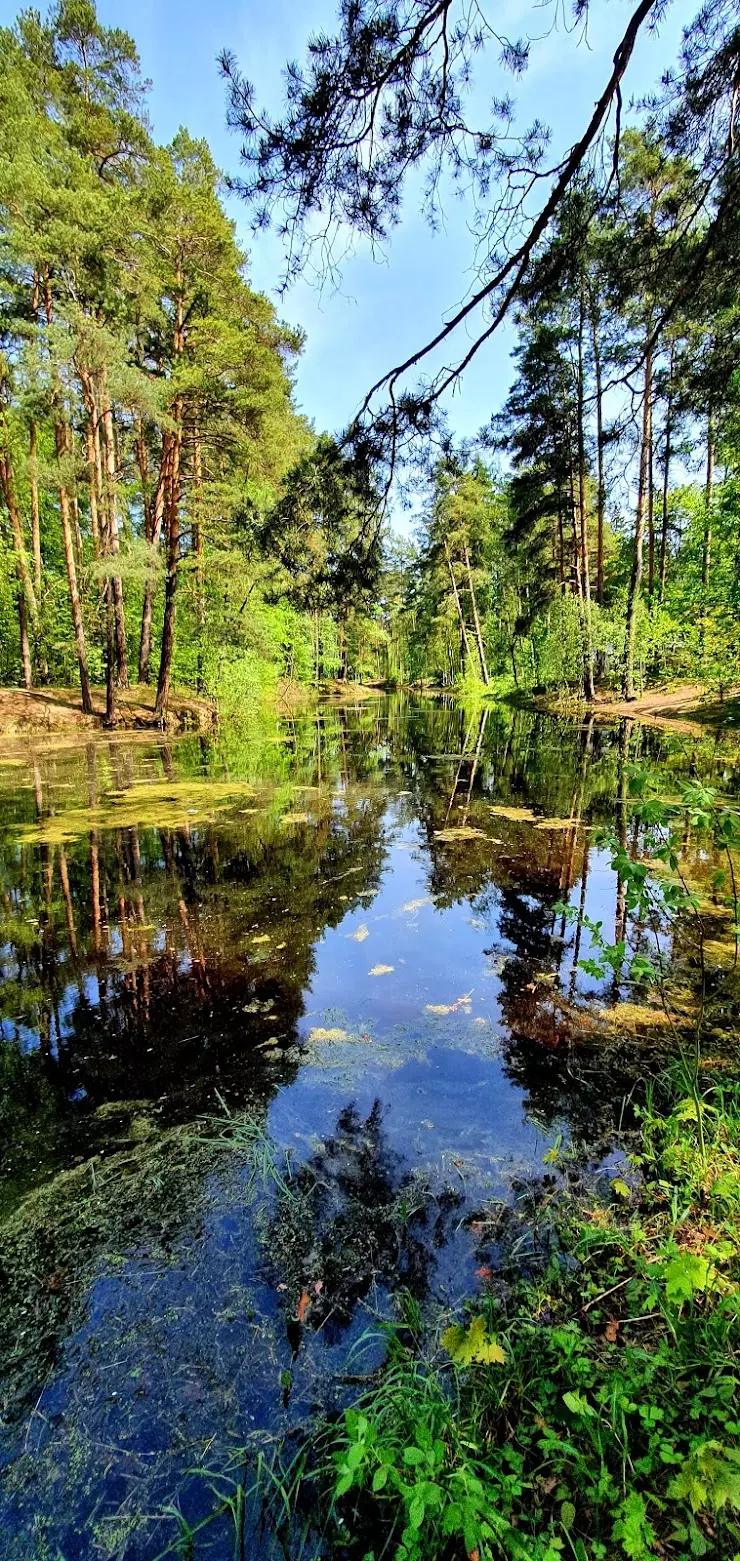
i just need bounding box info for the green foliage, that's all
[319,1077,740,1561]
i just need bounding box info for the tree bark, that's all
[700,410,715,662]
[463,542,490,684]
[100,374,129,687]
[444,541,473,674]
[577,287,595,700]
[139,434,171,683]
[658,346,674,603]
[589,294,606,606]
[647,418,655,602]
[154,408,182,721]
[43,276,93,713]
[17,587,33,689]
[193,426,207,692]
[29,422,42,597]
[623,345,652,700]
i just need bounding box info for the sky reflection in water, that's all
[0,696,732,1559]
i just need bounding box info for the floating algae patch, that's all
[488,804,538,822]
[533,816,579,831]
[348,923,369,941]
[434,825,489,842]
[0,1118,241,1423]
[12,777,266,845]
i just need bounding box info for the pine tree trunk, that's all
[154,411,182,722]
[17,589,33,689]
[658,351,673,604]
[445,542,473,674]
[577,288,595,701]
[193,428,207,693]
[43,276,93,714]
[58,465,94,713]
[463,543,490,684]
[103,578,117,726]
[623,346,652,700]
[700,411,715,663]
[139,436,171,683]
[100,381,129,688]
[589,294,606,606]
[29,422,42,596]
[566,428,582,601]
[647,424,655,602]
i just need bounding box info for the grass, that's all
[144,1074,740,1561]
[316,1073,740,1561]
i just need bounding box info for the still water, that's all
[0,696,735,1559]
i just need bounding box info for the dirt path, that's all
[0,685,216,742]
[525,682,740,737]
[589,683,740,734]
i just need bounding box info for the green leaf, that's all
[408,1494,425,1530]
[561,1500,576,1530]
[442,1314,506,1366]
[612,1491,656,1559]
[669,1441,740,1514]
[403,1446,425,1467]
[664,1254,712,1305]
[563,1391,595,1418]
[612,1178,632,1200]
[372,1466,389,1493]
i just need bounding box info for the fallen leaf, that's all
[252,934,271,944]
[296,1290,310,1323]
[443,1315,505,1366]
[475,1266,494,1281]
[604,1319,620,1343]
[277,1283,287,1293]
[369,964,394,976]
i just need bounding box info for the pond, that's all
[0,695,737,1560]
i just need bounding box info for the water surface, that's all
[0,696,735,1559]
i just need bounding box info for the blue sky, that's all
[2,0,695,442]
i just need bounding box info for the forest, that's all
[3,5,740,1561]
[0,0,738,722]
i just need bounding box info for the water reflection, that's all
[0,697,738,1558]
